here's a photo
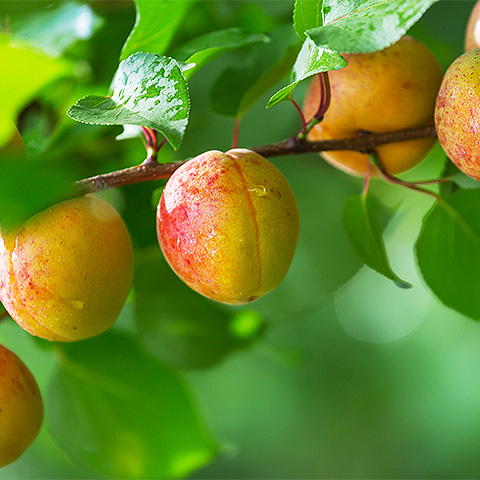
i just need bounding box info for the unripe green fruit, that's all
[157,149,300,305]
[435,49,480,180]
[0,195,134,341]
[0,344,43,467]
[303,35,443,176]
[465,0,480,51]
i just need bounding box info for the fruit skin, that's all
[157,149,300,305]
[435,49,480,180]
[303,35,443,176]
[0,344,43,467]
[0,195,134,341]
[465,1,480,51]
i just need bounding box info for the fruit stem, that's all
[369,152,441,200]
[290,98,308,137]
[232,119,240,149]
[298,72,331,141]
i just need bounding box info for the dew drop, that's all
[249,185,267,197]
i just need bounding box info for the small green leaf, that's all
[47,332,218,478]
[307,0,439,54]
[68,53,190,150]
[267,37,346,108]
[416,189,480,320]
[135,250,266,369]
[237,42,301,119]
[440,159,480,197]
[342,193,411,288]
[121,0,195,60]
[0,35,73,146]
[173,28,270,80]
[293,0,324,41]
[12,1,103,57]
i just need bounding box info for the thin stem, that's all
[141,127,153,148]
[290,98,307,136]
[232,119,240,149]
[298,72,331,141]
[362,160,371,196]
[369,152,441,201]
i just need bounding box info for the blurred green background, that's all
[1,0,480,478]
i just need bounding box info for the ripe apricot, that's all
[0,344,43,467]
[157,149,300,305]
[303,35,443,176]
[435,48,480,180]
[465,1,480,51]
[0,195,133,341]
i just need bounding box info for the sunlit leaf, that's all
[12,1,103,57]
[68,53,189,150]
[307,0,439,54]
[121,0,195,60]
[293,0,324,40]
[47,332,218,478]
[0,35,73,146]
[267,37,346,108]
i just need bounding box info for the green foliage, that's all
[47,332,218,478]
[11,2,103,57]
[342,193,412,288]
[0,35,73,145]
[416,189,480,320]
[121,0,195,60]
[307,0,440,53]
[173,28,270,80]
[4,0,480,479]
[267,37,346,107]
[68,53,189,150]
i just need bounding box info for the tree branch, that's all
[75,125,437,194]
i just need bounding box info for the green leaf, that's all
[135,250,266,369]
[307,0,439,54]
[342,193,411,288]
[267,37,346,108]
[440,159,480,197]
[47,332,218,478]
[293,0,324,41]
[0,35,73,146]
[416,189,480,320]
[12,1,103,57]
[173,28,270,80]
[68,53,190,150]
[121,0,195,60]
[237,42,301,120]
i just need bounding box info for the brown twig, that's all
[75,124,438,194]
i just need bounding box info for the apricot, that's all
[0,195,133,341]
[435,49,480,180]
[157,149,300,305]
[0,344,43,467]
[303,35,443,176]
[465,1,480,51]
